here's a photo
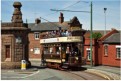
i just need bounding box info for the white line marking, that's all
[2,70,40,79]
[22,70,40,78]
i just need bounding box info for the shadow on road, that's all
[30,65,47,69]
[71,67,87,71]
[29,65,87,72]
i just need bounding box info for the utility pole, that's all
[104,8,107,35]
[90,1,93,67]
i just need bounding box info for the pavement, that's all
[29,59,121,80]
[82,65,121,80]
[2,59,120,80]
[82,65,120,74]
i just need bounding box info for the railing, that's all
[40,30,72,39]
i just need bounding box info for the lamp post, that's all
[104,8,107,35]
[90,1,93,67]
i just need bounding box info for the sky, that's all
[1,0,120,30]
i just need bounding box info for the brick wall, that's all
[28,32,42,59]
[84,38,98,65]
[102,44,120,67]
[84,38,121,67]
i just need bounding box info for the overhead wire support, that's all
[90,1,93,67]
[50,9,90,13]
[43,0,84,17]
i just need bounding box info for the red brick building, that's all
[28,13,84,61]
[28,13,120,67]
[83,29,121,67]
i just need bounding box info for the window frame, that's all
[34,47,40,54]
[86,48,91,60]
[116,45,121,59]
[34,32,40,40]
[104,44,108,56]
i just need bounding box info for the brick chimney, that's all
[35,18,41,24]
[59,12,64,23]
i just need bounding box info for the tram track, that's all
[63,71,108,80]
[47,68,107,80]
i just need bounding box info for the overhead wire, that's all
[42,0,83,17]
[38,1,90,29]
[27,0,89,23]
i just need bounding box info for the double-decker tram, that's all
[40,28,85,69]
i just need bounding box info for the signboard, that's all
[40,36,82,44]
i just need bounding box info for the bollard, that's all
[21,60,26,70]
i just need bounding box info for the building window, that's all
[34,32,39,40]
[34,48,40,54]
[104,44,108,56]
[116,46,121,59]
[16,36,22,43]
[86,48,91,60]
[87,50,91,60]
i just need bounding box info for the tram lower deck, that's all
[41,42,83,69]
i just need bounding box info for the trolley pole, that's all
[90,1,93,67]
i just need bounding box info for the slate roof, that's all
[103,33,121,44]
[28,21,69,32]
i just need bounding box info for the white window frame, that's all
[34,32,39,40]
[116,45,121,59]
[86,48,91,60]
[34,48,40,54]
[104,44,108,56]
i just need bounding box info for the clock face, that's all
[16,36,22,43]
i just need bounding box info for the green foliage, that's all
[92,32,102,39]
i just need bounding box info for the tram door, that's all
[65,45,70,62]
[5,45,10,58]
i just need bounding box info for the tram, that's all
[40,28,85,69]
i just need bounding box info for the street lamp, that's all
[104,8,107,35]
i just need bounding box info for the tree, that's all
[92,32,102,39]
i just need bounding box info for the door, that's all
[5,45,10,58]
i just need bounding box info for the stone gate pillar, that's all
[1,1,31,69]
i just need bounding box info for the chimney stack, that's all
[59,12,64,23]
[35,18,41,24]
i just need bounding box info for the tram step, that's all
[63,62,69,65]
[62,65,69,69]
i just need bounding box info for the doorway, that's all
[5,45,10,58]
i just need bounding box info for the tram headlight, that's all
[62,59,65,62]
[75,57,78,60]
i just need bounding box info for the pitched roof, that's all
[69,16,78,23]
[99,29,119,41]
[28,21,69,32]
[103,33,121,44]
